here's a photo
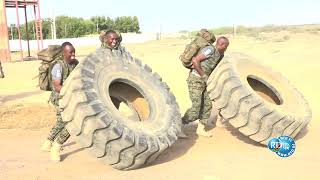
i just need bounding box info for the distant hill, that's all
[182,24,320,37]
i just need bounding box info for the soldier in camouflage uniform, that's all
[181,37,229,137]
[99,30,131,55]
[0,61,4,78]
[41,42,79,162]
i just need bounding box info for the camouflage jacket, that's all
[190,45,224,78]
[49,58,79,106]
[101,43,129,53]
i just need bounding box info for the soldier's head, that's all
[61,42,76,63]
[105,30,120,49]
[216,36,229,55]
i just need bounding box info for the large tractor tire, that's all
[207,53,311,145]
[59,48,181,170]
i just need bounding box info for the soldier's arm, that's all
[52,79,62,93]
[192,46,215,77]
[51,63,63,93]
[191,53,207,77]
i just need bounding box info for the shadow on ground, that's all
[0,90,44,104]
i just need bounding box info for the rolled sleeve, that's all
[51,63,62,80]
[200,46,214,58]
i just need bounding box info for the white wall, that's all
[9,33,157,51]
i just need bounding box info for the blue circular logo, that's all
[268,136,295,157]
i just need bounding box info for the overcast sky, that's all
[5,0,320,32]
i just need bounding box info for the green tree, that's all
[132,16,140,33]
[90,16,114,32]
[7,15,141,40]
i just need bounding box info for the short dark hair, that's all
[217,36,229,44]
[105,30,117,37]
[61,41,74,49]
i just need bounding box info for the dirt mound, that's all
[0,103,56,129]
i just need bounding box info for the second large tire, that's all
[59,48,181,170]
[207,53,311,145]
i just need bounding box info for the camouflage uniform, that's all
[0,61,4,78]
[182,45,223,125]
[101,42,128,53]
[100,30,131,55]
[47,59,78,144]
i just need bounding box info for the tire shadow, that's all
[151,123,199,167]
[294,125,309,141]
[148,107,220,167]
[209,106,266,147]
[222,120,266,147]
[222,116,310,146]
[61,141,86,161]
[62,141,77,147]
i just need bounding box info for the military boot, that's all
[0,68,4,78]
[215,115,227,128]
[40,139,53,152]
[178,118,189,139]
[196,122,213,137]
[50,141,62,162]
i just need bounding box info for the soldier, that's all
[0,61,4,78]
[41,42,79,162]
[180,36,229,138]
[99,29,131,55]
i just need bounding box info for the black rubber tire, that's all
[59,48,181,170]
[207,53,312,145]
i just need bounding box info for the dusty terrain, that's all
[0,32,320,180]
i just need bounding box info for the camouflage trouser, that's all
[182,74,212,125]
[0,61,4,78]
[47,92,70,144]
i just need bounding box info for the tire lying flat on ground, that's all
[207,53,312,145]
[59,48,181,170]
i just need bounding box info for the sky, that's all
[5,0,320,33]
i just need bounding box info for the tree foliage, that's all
[8,15,140,40]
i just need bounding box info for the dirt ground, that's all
[0,32,320,180]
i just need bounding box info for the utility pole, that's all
[50,6,56,39]
[53,15,56,39]
[159,24,162,40]
[51,19,54,39]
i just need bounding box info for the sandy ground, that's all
[0,32,320,180]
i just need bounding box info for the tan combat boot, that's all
[215,115,227,128]
[196,123,213,137]
[178,120,189,139]
[41,140,53,152]
[0,62,4,78]
[50,141,62,162]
